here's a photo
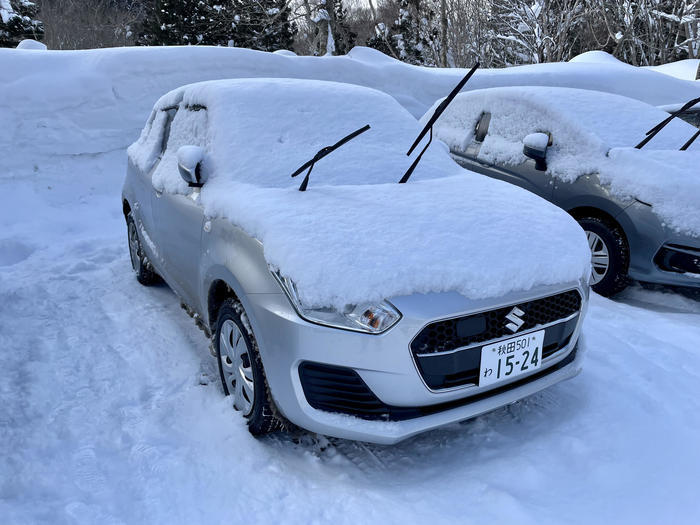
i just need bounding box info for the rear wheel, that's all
[214,298,283,435]
[577,216,629,297]
[126,212,159,285]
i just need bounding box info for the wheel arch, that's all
[568,205,629,247]
[207,278,241,331]
[122,198,132,218]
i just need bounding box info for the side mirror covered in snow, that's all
[177,145,206,188]
[523,132,550,171]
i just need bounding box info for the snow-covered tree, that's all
[589,0,700,65]
[367,0,437,65]
[489,0,586,66]
[297,0,355,55]
[136,0,227,46]
[0,0,43,47]
[225,0,295,51]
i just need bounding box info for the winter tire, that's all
[126,211,159,285]
[214,298,283,435]
[577,216,629,297]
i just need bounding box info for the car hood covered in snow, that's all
[429,86,700,236]
[129,79,590,308]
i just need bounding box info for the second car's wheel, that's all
[126,211,159,285]
[577,216,629,297]
[214,298,283,436]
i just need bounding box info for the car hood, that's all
[199,172,591,309]
[601,148,700,237]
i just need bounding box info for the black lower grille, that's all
[299,362,414,420]
[298,347,578,421]
[655,244,700,274]
[410,290,582,390]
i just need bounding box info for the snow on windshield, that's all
[129,79,590,308]
[430,86,700,236]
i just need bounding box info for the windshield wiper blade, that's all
[680,129,700,151]
[290,124,370,191]
[636,96,700,149]
[399,62,479,184]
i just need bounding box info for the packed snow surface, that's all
[2,44,699,175]
[429,86,700,235]
[3,149,700,524]
[129,79,590,307]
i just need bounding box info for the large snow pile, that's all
[429,86,700,235]
[571,50,699,82]
[648,59,700,81]
[129,79,590,307]
[2,45,699,174]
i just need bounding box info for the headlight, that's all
[273,272,401,334]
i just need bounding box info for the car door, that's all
[127,107,177,270]
[450,114,554,201]
[150,105,208,308]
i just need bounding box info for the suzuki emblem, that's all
[505,307,526,333]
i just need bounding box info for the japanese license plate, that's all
[479,330,544,387]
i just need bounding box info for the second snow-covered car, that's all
[122,79,591,444]
[429,87,700,296]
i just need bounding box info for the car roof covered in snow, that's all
[134,77,459,193]
[429,86,697,154]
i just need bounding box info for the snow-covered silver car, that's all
[429,87,700,296]
[122,79,590,444]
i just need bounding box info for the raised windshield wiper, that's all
[290,124,371,191]
[399,62,479,184]
[635,96,700,149]
[680,129,699,151]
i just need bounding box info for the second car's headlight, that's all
[273,272,401,334]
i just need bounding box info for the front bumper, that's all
[244,280,588,444]
[622,202,700,289]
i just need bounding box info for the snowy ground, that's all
[2,148,700,525]
[2,44,700,524]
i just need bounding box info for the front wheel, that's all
[214,298,283,435]
[126,211,159,285]
[577,216,629,297]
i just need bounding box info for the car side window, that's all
[151,105,208,193]
[159,106,178,157]
[164,104,208,153]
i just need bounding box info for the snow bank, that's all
[648,59,700,81]
[571,50,699,82]
[16,38,46,50]
[130,79,590,307]
[2,45,699,173]
[429,86,700,235]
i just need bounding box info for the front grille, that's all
[410,290,582,390]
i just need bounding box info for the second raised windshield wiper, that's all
[399,62,479,184]
[635,96,700,149]
[290,124,371,191]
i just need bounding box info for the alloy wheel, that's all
[587,230,610,285]
[128,221,140,271]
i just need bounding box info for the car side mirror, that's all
[177,145,206,187]
[523,132,549,171]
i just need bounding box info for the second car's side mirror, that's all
[523,132,550,171]
[177,145,206,188]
